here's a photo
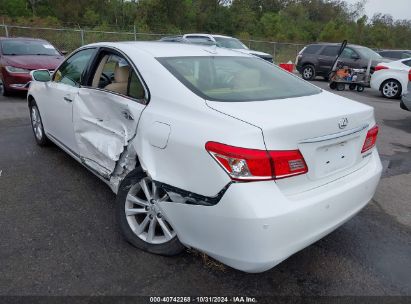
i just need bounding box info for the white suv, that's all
[28,42,382,272]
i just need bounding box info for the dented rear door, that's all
[73,88,145,178]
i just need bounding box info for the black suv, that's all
[296,43,391,80]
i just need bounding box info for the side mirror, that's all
[30,70,51,82]
[60,50,68,56]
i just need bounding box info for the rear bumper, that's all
[160,150,382,272]
[401,92,411,111]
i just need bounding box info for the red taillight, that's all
[408,69,411,82]
[205,142,308,181]
[269,150,308,179]
[375,66,389,71]
[361,125,379,153]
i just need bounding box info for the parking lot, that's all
[0,80,410,296]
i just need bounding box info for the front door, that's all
[73,51,147,178]
[43,48,96,155]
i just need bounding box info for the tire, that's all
[116,167,185,256]
[301,64,316,81]
[29,101,50,146]
[336,83,345,91]
[0,77,10,97]
[380,79,402,99]
[349,84,356,91]
[329,82,337,90]
[357,85,365,93]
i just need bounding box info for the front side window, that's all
[341,48,359,59]
[402,52,411,59]
[90,52,145,99]
[1,39,60,56]
[53,48,95,87]
[320,46,339,57]
[158,56,321,102]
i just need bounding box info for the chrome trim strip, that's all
[46,132,80,158]
[300,124,369,144]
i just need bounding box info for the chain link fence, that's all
[0,24,305,63]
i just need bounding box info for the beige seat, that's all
[105,63,130,95]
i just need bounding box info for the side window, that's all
[320,46,339,57]
[185,36,213,43]
[341,48,359,59]
[128,71,145,99]
[402,53,411,59]
[403,60,411,67]
[90,51,145,100]
[53,48,94,87]
[303,45,322,54]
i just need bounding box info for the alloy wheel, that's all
[303,67,313,79]
[382,81,399,98]
[125,177,176,244]
[31,106,44,141]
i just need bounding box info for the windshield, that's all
[214,37,248,50]
[1,40,60,56]
[356,47,382,60]
[158,56,321,102]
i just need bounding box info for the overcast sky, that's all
[344,0,411,20]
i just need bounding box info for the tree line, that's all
[1,0,410,49]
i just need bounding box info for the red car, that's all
[0,37,65,96]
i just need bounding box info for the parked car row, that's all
[0,37,64,96]
[296,42,391,81]
[160,33,274,63]
[296,42,411,100]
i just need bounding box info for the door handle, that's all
[122,110,134,121]
[64,96,73,103]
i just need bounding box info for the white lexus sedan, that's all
[28,42,382,273]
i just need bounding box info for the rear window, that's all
[320,46,339,57]
[303,45,322,54]
[158,56,321,102]
[403,60,411,67]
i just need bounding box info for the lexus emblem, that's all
[339,118,348,129]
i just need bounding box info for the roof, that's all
[307,42,366,48]
[87,41,250,58]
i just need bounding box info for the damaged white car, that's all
[28,42,382,273]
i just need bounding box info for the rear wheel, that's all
[381,79,402,99]
[302,65,316,81]
[329,82,337,90]
[357,85,365,93]
[116,168,185,256]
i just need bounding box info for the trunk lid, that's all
[206,90,375,194]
